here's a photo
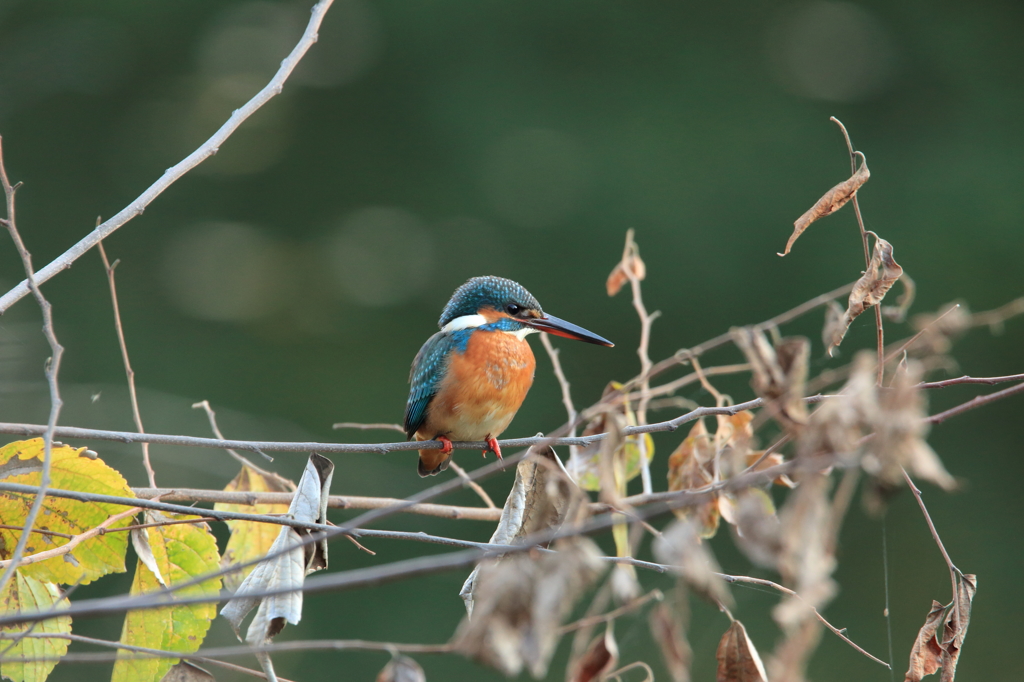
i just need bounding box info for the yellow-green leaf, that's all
[573,382,654,492]
[0,438,135,584]
[214,464,293,592]
[111,516,222,682]
[0,572,70,682]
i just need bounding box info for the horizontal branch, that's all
[132,487,502,522]
[0,396,812,455]
[925,381,1024,424]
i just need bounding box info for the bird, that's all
[404,276,614,477]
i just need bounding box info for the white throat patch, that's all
[441,314,487,333]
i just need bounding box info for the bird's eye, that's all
[506,304,521,315]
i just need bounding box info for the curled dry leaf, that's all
[606,250,646,297]
[780,152,869,257]
[732,329,809,432]
[460,447,585,616]
[453,538,606,679]
[716,620,768,682]
[883,271,916,322]
[826,237,904,356]
[569,625,619,682]
[648,600,692,682]
[215,463,295,593]
[666,419,719,537]
[220,453,334,682]
[773,475,836,630]
[905,575,976,682]
[377,655,426,682]
[653,519,732,608]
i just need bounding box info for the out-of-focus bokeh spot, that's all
[0,17,132,120]
[325,207,435,307]
[481,128,591,229]
[765,1,898,102]
[161,221,294,322]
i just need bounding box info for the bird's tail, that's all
[416,435,452,477]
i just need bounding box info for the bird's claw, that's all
[483,436,503,460]
[437,435,454,455]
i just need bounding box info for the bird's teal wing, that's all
[404,331,458,439]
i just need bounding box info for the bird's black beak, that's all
[524,314,614,347]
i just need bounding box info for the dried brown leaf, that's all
[653,519,733,608]
[940,574,976,682]
[905,600,945,682]
[744,451,795,488]
[732,329,809,432]
[827,237,904,355]
[377,655,426,682]
[461,447,586,616]
[648,601,692,682]
[716,620,768,682]
[607,252,646,297]
[570,625,619,682]
[454,538,606,679]
[666,419,719,537]
[780,153,869,256]
[883,272,916,322]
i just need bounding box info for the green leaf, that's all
[0,572,70,682]
[0,439,135,584]
[111,516,222,682]
[214,464,293,593]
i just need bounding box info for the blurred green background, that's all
[0,0,1022,679]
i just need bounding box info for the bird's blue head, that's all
[438,276,614,347]
[438,276,542,327]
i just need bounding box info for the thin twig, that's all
[831,116,884,387]
[558,589,663,634]
[925,381,1024,424]
[446,461,497,509]
[540,333,579,463]
[917,373,1024,389]
[0,137,65,597]
[192,400,280,473]
[901,468,959,595]
[621,229,658,495]
[720,573,889,668]
[0,506,140,568]
[130,487,501,521]
[0,524,73,540]
[332,422,405,432]
[0,0,337,314]
[98,241,156,487]
[0,634,455,664]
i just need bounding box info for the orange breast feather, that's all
[419,330,536,442]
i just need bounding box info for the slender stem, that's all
[193,400,285,475]
[0,138,64,597]
[447,461,497,509]
[98,242,156,487]
[540,333,579,463]
[0,506,140,568]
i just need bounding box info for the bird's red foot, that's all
[436,435,454,456]
[483,436,503,460]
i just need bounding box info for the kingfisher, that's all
[404,276,614,477]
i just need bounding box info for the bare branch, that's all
[0,506,141,568]
[332,422,405,432]
[540,333,579,460]
[98,241,156,487]
[917,373,1024,389]
[192,400,279,472]
[831,116,885,386]
[0,137,65,596]
[447,461,497,509]
[0,0,338,314]
[925,381,1024,424]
